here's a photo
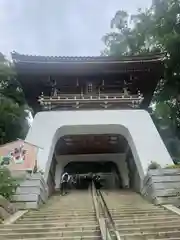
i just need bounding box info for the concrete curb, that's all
[163,204,180,216]
[3,210,28,225]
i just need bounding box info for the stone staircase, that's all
[1,189,180,239]
[102,190,180,239]
[0,190,101,239]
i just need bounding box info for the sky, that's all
[0,0,151,57]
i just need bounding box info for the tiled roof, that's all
[11,51,165,64]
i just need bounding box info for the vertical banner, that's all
[0,140,39,171]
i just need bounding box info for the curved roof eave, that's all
[11,51,166,64]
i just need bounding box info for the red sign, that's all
[0,140,39,171]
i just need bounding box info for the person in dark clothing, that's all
[60,172,70,195]
[96,176,102,189]
[93,175,102,189]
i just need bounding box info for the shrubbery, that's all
[165,164,180,169]
[0,167,20,200]
[148,161,161,170]
[148,161,180,170]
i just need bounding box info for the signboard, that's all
[0,140,39,171]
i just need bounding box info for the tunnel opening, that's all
[48,133,141,194]
[64,161,121,189]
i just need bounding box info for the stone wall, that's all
[141,169,180,206]
[12,173,48,209]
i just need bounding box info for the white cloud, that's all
[0,0,151,56]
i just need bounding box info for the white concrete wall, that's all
[54,153,128,189]
[26,110,173,184]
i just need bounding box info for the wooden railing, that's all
[39,94,143,107]
[39,92,142,100]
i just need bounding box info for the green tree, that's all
[102,0,180,159]
[102,9,159,56]
[0,54,30,144]
[0,167,20,200]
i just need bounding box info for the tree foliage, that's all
[0,54,30,144]
[102,0,180,159]
[0,167,20,200]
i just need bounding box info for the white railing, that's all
[39,93,143,101]
[38,93,144,110]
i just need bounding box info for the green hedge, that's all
[0,167,20,200]
[165,164,180,169]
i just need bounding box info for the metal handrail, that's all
[91,182,111,240]
[98,190,116,230]
[98,190,121,240]
[91,182,121,240]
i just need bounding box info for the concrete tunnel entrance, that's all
[48,134,141,194]
[64,161,121,189]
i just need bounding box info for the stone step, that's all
[0,225,99,233]
[109,205,155,209]
[23,210,167,219]
[43,207,94,212]
[116,219,180,229]
[46,203,93,206]
[47,200,93,202]
[109,209,169,215]
[19,215,96,222]
[17,219,96,225]
[5,236,101,240]
[114,216,180,225]
[38,208,95,212]
[1,222,99,229]
[102,196,146,199]
[13,219,97,226]
[0,230,101,238]
[46,204,93,206]
[51,203,93,205]
[102,199,148,202]
[16,219,97,224]
[48,198,93,201]
[105,203,158,207]
[47,201,94,204]
[105,201,152,205]
[108,212,176,220]
[115,225,180,235]
[108,206,162,211]
[25,211,95,217]
[119,230,180,240]
[29,209,95,214]
[24,212,96,218]
[148,239,180,240]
